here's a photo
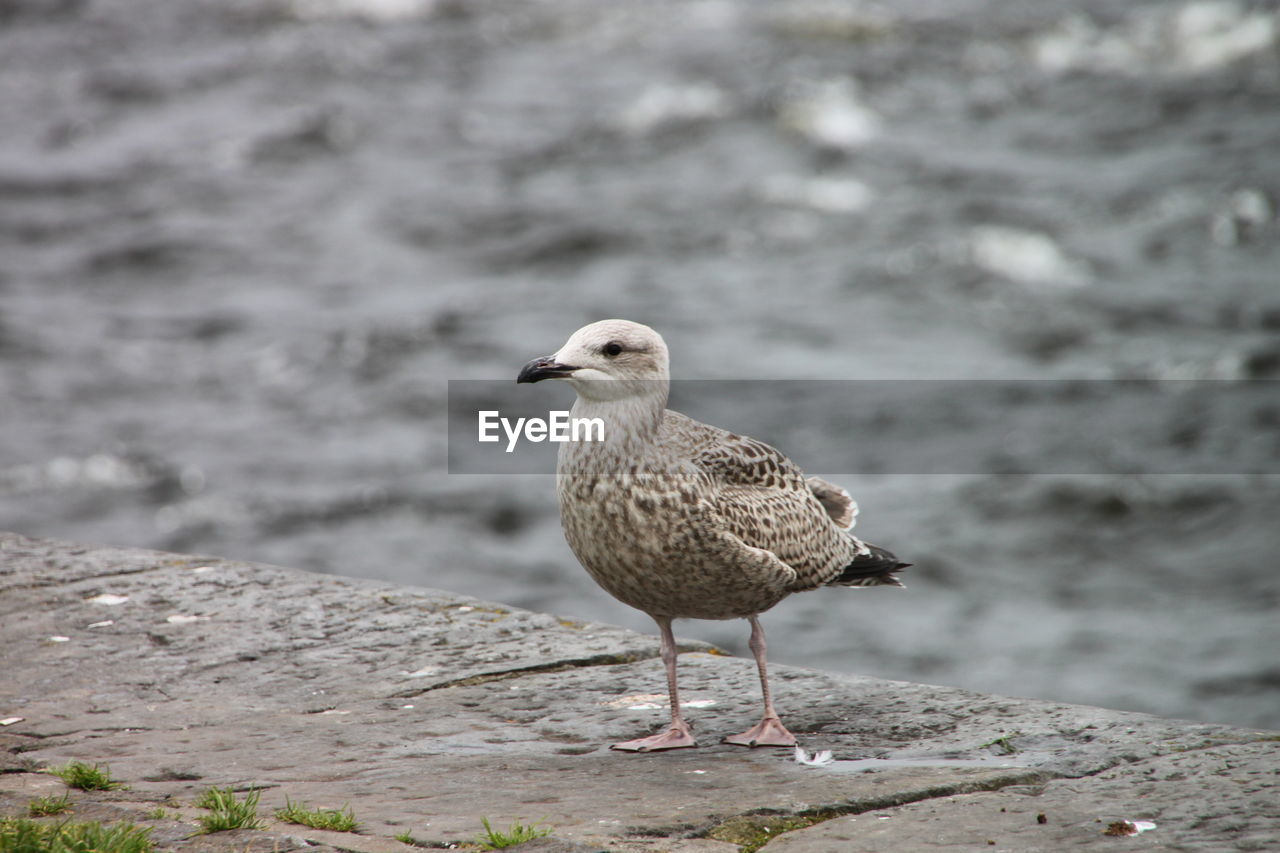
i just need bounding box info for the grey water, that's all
[2,0,1278,730]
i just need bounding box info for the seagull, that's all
[517,319,908,752]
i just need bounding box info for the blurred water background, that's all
[2,0,1278,729]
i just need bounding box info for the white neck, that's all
[559,388,667,472]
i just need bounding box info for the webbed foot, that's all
[610,723,698,752]
[722,716,797,748]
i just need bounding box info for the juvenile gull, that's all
[518,319,908,752]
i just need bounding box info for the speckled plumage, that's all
[519,319,907,751]
[557,410,893,621]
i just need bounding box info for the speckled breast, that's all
[556,471,791,620]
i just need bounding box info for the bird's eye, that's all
[603,342,622,357]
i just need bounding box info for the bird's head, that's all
[517,319,669,402]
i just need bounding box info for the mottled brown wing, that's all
[663,413,859,590]
[712,485,859,590]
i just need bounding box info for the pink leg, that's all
[723,616,797,748]
[611,616,698,752]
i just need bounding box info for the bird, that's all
[517,319,908,752]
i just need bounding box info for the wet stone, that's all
[760,742,1280,852]
[1,533,1276,851]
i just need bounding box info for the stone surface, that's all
[2,533,1277,851]
[763,741,1280,852]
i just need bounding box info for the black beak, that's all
[517,356,578,384]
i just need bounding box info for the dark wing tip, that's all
[831,544,909,588]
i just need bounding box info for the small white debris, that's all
[682,699,718,709]
[794,746,836,767]
[1212,188,1275,246]
[1174,1,1276,73]
[289,0,436,22]
[0,717,24,726]
[780,78,882,150]
[47,636,71,643]
[401,704,414,709]
[687,769,708,775]
[617,82,730,135]
[759,175,874,214]
[405,666,439,678]
[1229,188,1272,225]
[1105,819,1158,836]
[1032,2,1277,76]
[164,614,207,625]
[455,605,474,613]
[192,566,216,574]
[87,620,114,629]
[970,225,1089,286]
[318,709,352,716]
[48,456,79,485]
[87,593,129,606]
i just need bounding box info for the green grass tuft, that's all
[192,787,264,834]
[980,731,1023,755]
[49,761,123,791]
[0,817,153,853]
[393,830,415,844]
[274,798,358,832]
[26,794,72,817]
[192,787,227,810]
[476,817,551,850]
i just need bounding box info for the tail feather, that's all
[832,542,909,588]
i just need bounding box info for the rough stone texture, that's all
[764,742,1280,852]
[2,533,1277,851]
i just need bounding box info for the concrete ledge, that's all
[1,532,1276,851]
